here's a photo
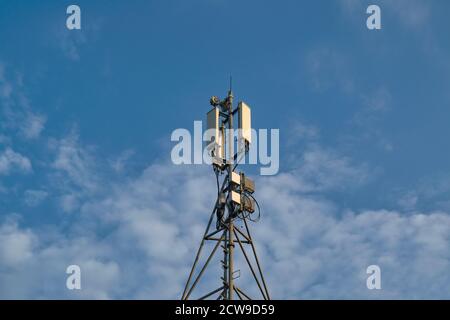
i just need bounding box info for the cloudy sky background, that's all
[1,0,450,299]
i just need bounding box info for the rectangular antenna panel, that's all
[231,171,240,185]
[207,107,219,140]
[231,191,241,205]
[238,102,252,144]
[206,107,224,159]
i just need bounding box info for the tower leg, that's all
[228,221,234,300]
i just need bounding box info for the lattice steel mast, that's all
[181,88,270,300]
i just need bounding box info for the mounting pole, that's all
[227,89,234,300]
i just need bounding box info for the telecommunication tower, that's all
[181,87,270,300]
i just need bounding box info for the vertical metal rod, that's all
[227,89,234,300]
[222,224,228,299]
[228,220,234,299]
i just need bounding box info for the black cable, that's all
[247,192,261,222]
[214,167,220,198]
[213,166,224,229]
[239,192,261,223]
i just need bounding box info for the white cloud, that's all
[47,131,104,214]
[392,173,450,212]
[288,144,372,193]
[20,112,46,139]
[0,128,449,299]
[0,147,32,175]
[1,99,447,299]
[255,172,450,299]
[0,223,121,299]
[287,121,320,146]
[0,221,35,268]
[0,162,214,299]
[110,149,135,173]
[2,155,449,299]
[0,64,46,140]
[59,194,80,213]
[353,87,392,127]
[50,130,100,196]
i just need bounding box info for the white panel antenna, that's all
[206,107,224,162]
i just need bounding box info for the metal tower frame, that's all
[181,89,270,300]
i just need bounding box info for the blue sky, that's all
[1,0,450,299]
